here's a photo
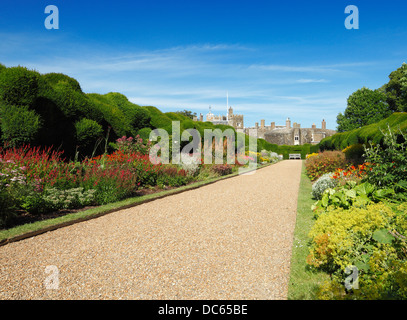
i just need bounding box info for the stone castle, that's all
[193,106,336,146]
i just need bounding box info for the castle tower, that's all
[228,106,233,120]
[260,119,265,128]
[322,119,326,130]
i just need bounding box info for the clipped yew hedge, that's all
[319,112,407,151]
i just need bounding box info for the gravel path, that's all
[0,160,302,300]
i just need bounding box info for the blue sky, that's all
[1,0,406,130]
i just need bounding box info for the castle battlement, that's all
[193,106,335,145]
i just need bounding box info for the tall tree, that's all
[337,87,391,132]
[385,62,407,112]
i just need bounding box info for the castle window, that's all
[294,135,300,145]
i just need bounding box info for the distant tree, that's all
[175,109,197,120]
[337,87,391,132]
[385,62,407,112]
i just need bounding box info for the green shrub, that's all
[0,186,17,227]
[42,72,82,92]
[20,192,50,214]
[319,112,407,151]
[87,93,131,138]
[363,125,407,189]
[305,151,348,181]
[104,92,151,133]
[42,187,96,210]
[312,181,395,213]
[154,165,190,188]
[342,143,365,164]
[210,164,233,176]
[311,173,338,200]
[307,202,407,300]
[20,187,96,214]
[0,104,42,146]
[49,81,90,119]
[0,66,40,106]
[75,118,103,148]
[137,127,152,141]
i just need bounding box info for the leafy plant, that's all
[0,104,42,147]
[210,164,233,176]
[307,202,407,300]
[311,173,338,200]
[0,66,40,106]
[305,151,348,181]
[363,125,407,188]
[312,181,395,213]
[336,87,391,133]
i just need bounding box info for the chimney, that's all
[255,122,259,129]
[260,119,265,128]
[270,122,275,130]
[322,119,326,130]
[312,123,316,129]
[286,117,291,129]
[199,113,203,122]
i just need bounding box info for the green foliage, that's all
[42,187,96,210]
[307,202,407,300]
[75,118,103,149]
[0,104,42,146]
[337,87,391,132]
[104,92,151,134]
[0,66,40,106]
[49,81,90,119]
[363,125,407,190]
[385,62,407,112]
[319,112,407,151]
[42,72,82,92]
[0,186,17,227]
[21,187,96,214]
[311,173,338,200]
[312,181,395,213]
[87,93,131,138]
[137,127,152,141]
[342,143,365,164]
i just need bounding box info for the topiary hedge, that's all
[319,112,407,151]
[0,104,42,146]
[0,66,40,107]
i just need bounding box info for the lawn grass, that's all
[0,163,271,245]
[287,160,329,300]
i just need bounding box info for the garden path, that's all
[0,160,302,299]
